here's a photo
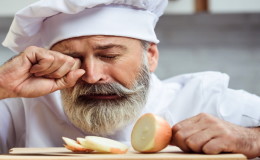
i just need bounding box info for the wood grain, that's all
[0,146,247,160]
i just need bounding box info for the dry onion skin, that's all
[131,113,172,153]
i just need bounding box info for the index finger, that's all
[172,114,201,133]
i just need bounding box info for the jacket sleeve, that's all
[165,71,260,127]
[0,98,25,153]
[218,88,260,127]
[198,72,260,127]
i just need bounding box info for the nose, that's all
[81,58,107,84]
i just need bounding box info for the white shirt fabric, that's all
[1,71,260,153]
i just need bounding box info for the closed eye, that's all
[97,53,120,60]
[100,55,117,59]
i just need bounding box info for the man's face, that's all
[51,36,155,135]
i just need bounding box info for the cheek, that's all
[110,58,142,88]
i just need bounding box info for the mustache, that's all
[72,82,144,98]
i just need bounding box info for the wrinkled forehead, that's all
[51,35,143,53]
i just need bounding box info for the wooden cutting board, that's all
[0,146,247,160]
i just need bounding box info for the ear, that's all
[147,43,159,72]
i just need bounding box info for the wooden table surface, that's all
[0,146,248,160]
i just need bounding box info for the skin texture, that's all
[0,36,158,99]
[0,47,84,98]
[171,113,260,158]
[51,36,157,89]
[0,35,259,158]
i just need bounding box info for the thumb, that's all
[55,69,85,90]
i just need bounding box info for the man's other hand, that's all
[171,113,260,158]
[0,46,85,99]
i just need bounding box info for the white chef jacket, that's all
[0,71,260,153]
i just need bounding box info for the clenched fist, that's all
[0,46,85,99]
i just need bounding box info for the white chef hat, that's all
[2,0,168,53]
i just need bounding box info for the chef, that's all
[0,0,260,158]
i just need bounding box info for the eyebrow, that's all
[64,52,82,58]
[92,44,127,51]
[59,43,128,56]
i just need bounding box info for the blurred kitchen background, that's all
[0,0,260,95]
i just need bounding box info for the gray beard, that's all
[61,62,150,136]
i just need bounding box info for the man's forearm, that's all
[0,84,13,99]
[251,127,260,155]
[243,127,260,158]
[0,65,16,99]
[0,74,10,99]
[0,88,9,99]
